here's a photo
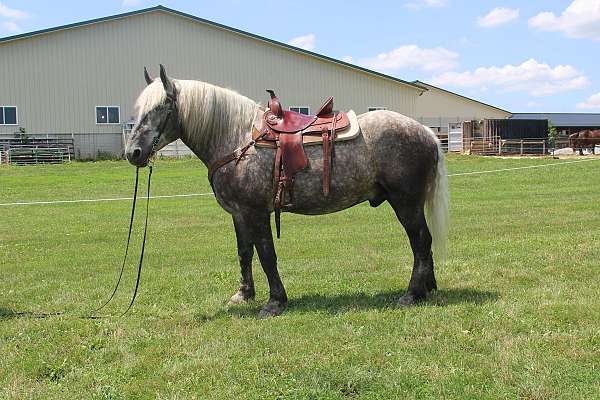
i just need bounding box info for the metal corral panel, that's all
[0,7,420,149]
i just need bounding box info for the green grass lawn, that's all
[0,155,599,399]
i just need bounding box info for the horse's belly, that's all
[284,142,377,215]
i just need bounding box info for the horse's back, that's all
[357,110,439,149]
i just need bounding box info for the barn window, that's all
[368,107,387,112]
[290,106,310,115]
[96,106,120,124]
[0,106,18,125]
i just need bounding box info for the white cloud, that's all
[576,92,600,109]
[122,0,144,7]
[341,55,354,63]
[404,0,447,9]
[529,0,600,41]
[477,7,519,28]
[0,20,20,33]
[0,2,27,19]
[361,44,459,72]
[0,2,27,35]
[431,58,589,97]
[287,33,316,51]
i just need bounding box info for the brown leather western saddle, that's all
[253,90,350,236]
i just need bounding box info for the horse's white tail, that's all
[425,138,449,264]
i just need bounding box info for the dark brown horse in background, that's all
[570,130,600,155]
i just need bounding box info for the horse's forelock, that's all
[134,81,167,120]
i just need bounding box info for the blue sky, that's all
[1,0,600,113]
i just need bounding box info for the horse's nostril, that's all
[132,148,141,160]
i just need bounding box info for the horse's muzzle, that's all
[126,146,150,167]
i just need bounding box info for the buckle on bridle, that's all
[151,134,161,150]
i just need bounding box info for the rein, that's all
[121,165,153,316]
[92,167,141,314]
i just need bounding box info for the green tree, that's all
[548,121,557,148]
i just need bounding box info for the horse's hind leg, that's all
[227,216,256,306]
[388,198,436,305]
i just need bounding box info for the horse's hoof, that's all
[226,290,255,307]
[398,293,423,307]
[258,300,287,318]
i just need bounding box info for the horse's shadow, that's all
[0,307,26,320]
[0,307,64,320]
[196,288,499,321]
[292,287,498,313]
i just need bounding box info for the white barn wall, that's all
[415,82,511,132]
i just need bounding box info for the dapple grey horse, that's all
[126,65,449,318]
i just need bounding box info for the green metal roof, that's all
[413,80,511,114]
[0,5,425,92]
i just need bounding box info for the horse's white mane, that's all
[135,79,258,148]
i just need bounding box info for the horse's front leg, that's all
[251,211,288,318]
[227,215,256,306]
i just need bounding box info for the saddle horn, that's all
[266,89,283,118]
[144,66,154,85]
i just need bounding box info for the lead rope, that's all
[120,165,152,316]
[91,167,140,315]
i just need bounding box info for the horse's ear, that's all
[159,64,175,100]
[144,67,153,85]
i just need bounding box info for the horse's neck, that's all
[180,104,261,168]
